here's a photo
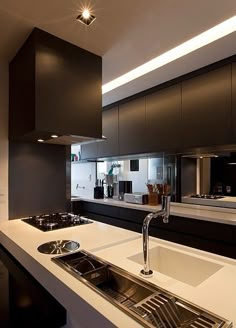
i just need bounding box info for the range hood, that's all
[9,28,102,145]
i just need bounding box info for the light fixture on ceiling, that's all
[102,15,236,94]
[51,134,58,138]
[77,8,96,26]
[37,139,44,143]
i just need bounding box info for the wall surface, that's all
[9,142,68,219]
[119,159,148,193]
[71,145,96,198]
[71,162,96,198]
[0,61,8,221]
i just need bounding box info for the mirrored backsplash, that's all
[71,145,236,209]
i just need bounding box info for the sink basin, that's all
[128,246,223,287]
[52,250,231,328]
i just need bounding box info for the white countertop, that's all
[72,196,236,226]
[0,219,140,328]
[95,237,236,326]
[0,219,236,327]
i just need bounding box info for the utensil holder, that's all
[148,192,158,206]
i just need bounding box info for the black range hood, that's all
[9,28,102,145]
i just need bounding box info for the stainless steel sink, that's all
[52,250,232,328]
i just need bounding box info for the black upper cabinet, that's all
[98,106,119,158]
[182,65,231,148]
[232,62,236,142]
[119,97,147,155]
[9,28,102,143]
[146,84,182,152]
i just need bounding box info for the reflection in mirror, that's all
[96,154,177,203]
[181,152,236,209]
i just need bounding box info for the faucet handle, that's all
[162,195,171,223]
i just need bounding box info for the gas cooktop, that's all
[190,194,225,200]
[22,213,92,232]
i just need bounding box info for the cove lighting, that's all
[102,15,236,94]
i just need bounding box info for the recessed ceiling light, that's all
[77,8,96,26]
[51,135,58,138]
[37,139,44,143]
[102,15,236,94]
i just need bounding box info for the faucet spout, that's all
[140,195,171,278]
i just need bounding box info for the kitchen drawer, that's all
[79,202,120,218]
[119,207,149,224]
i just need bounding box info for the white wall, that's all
[71,145,96,198]
[0,60,8,221]
[119,159,148,193]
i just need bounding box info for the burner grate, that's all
[22,213,92,231]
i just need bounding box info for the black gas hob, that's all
[190,194,225,200]
[22,213,92,232]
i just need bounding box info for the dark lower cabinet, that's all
[182,64,232,148]
[0,245,66,328]
[74,201,236,260]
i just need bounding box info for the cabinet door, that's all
[119,97,146,155]
[80,142,98,160]
[182,65,231,148]
[146,84,182,152]
[232,62,236,142]
[98,106,119,158]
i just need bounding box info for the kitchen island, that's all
[0,218,236,327]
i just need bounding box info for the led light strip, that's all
[102,15,236,94]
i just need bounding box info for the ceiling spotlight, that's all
[51,135,58,138]
[77,8,96,26]
[37,139,44,143]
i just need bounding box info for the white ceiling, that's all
[0,0,235,106]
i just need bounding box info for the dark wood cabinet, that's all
[119,97,147,155]
[98,106,119,158]
[182,64,231,148]
[232,62,236,142]
[146,84,182,152]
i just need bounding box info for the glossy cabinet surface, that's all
[182,64,231,148]
[80,58,236,160]
[98,106,119,158]
[146,84,182,152]
[119,97,147,155]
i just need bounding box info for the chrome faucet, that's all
[140,195,171,278]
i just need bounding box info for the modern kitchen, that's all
[0,1,236,328]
